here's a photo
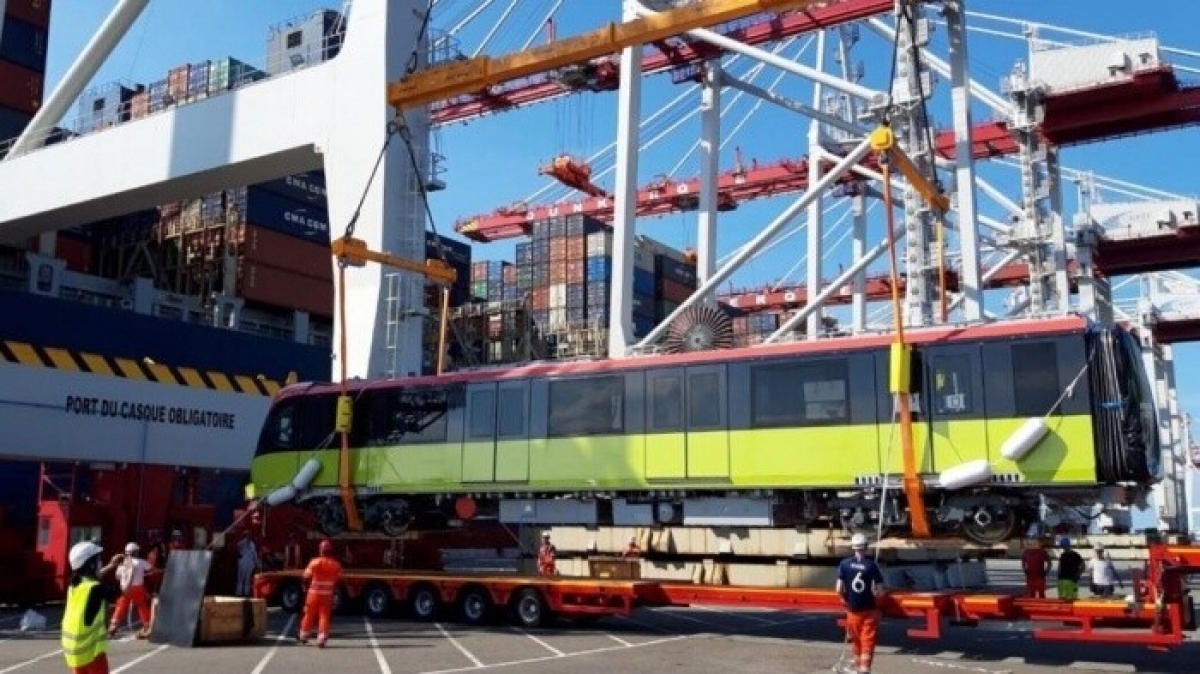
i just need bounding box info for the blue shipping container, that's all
[503,286,519,302]
[633,315,655,337]
[148,79,169,112]
[656,255,697,286]
[586,257,612,282]
[586,284,609,304]
[587,304,610,325]
[231,186,330,242]
[633,268,656,297]
[0,16,48,72]
[632,292,654,319]
[566,283,586,308]
[188,61,211,93]
[567,307,586,324]
[0,106,31,144]
[259,170,327,205]
[515,242,532,265]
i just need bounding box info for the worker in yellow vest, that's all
[62,541,123,674]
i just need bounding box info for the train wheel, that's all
[409,584,440,622]
[512,588,550,629]
[962,497,1018,545]
[458,586,492,626]
[363,583,393,619]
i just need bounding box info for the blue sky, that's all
[43,1,1200,488]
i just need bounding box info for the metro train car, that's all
[246,315,1160,544]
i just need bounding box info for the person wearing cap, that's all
[1056,537,1084,600]
[1086,544,1122,597]
[835,533,886,674]
[62,541,123,674]
[298,539,343,648]
[537,532,557,576]
[108,543,153,639]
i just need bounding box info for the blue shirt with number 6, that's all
[838,556,884,612]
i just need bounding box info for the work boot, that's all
[136,628,149,640]
[297,633,309,645]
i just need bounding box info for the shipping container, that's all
[632,293,654,319]
[549,308,567,328]
[129,91,149,119]
[586,284,609,305]
[237,223,333,282]
[515,242,532,265]
[566,260,585,284]
[502,264,517,285]
[167,64,191,101]
[564,214,604,236]
[659,278,692,304]
[548,219,567,238]
[237,260,333,317]
[187,60,211,100]
[566,283,586,308]
[531,309,549,327]
[0,16,48,72]
[5,0,52,30]
[208,57,264,94]
[148,79,169,112]
[258,170,327,206]
[656,254,697,286]
[227,186,329,242]
[585,257,612,282]
[632,315,656,337]
[531,220,550,241]
[566,307,586,325]
[633,247,656,272]
[549,265,567,284]
[586,303,610,325]
[548,283,567,308]
[633,268,656,297]
[471,281,488,300]
[532,266,548,286]
[548,238,566,259]
[0,105,30,143]
[0,59,41,115]
[55,237,92,274]
[533,239,550,258]
[502,286,519,302]
[566,237,586,260]
[586,231,612,257]
[531,288,549,310]
[486,285,503,302]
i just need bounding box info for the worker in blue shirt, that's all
[836,533,886,674]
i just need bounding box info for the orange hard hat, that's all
[319,539,334,555]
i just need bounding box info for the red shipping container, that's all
[549,265,567,284]
[660,278,692,304]
[566,261,585,284]
[55,237,91,274]
[167,65,191,101]
[238,261,334,317]
[566,238,585,260]
[129,91,149,119]
[532,288,549,310]
[238,224,333,282]
[0,60,41,115]
[549,239,566,258]
[5,0,52,29]
[502,265,516,284]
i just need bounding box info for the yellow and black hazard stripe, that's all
[0,339,288,396]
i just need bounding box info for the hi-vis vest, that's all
[62,578,107,668]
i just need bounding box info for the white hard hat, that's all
[125,542,139,554]
[69,541,104,571]
[850,533,869,549]
[541,531,551,538]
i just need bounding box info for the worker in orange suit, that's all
[1021,537,1052,598]
[835,533,885,674]
[537,531,557,576]
[622,535,641,558]
[108,543,153,639]
[298,539,343,648]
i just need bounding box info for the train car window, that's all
[548,376,624,436]
[1012,342,1061,416]
[688,372,721,429]
[931,354,973,415]
[468,389,496,439]
[295,394,338,449]
[256,401,295,455]
[364,388,450,445]
[752,359,849,427]
[497,387,526,437]
[651,375,684,430]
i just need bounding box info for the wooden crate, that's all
[589,557,641,580]
[198,596,266,644]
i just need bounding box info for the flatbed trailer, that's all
[253,544,1200,649]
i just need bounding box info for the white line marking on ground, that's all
[417,634,695,674]
[250,614,295,674]
[604,632,632,646]
[516,628,564,656]
[0,649,63,673]
[364,617,393,674]
[112,644,168,673]
[435,622,483,668]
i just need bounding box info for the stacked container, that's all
[0,0,52,152]
[470,260,512,303]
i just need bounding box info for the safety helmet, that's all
[124,542,139,555]
[69,541,104,571]
[319,539,334,556]
[1059,536,1072,548]
[541,531,551,538]
[850,533,869,550]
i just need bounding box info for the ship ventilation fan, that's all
[665,304,734,354]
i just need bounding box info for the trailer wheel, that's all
[458,586,492,626]
[363,583,393,619]
[277,581,304,614]
[409,584,440,622]
[512,588,550,628]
